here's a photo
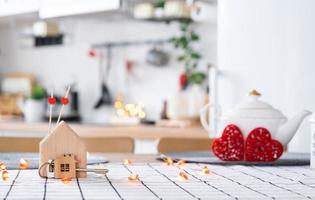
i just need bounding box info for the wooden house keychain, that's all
[38,86,108,179]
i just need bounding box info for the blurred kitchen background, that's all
[0,0,216,154]
[0,0,216,121]
[0,0,314,154]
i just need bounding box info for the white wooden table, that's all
[1,161,315,199]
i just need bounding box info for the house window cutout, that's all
[60,164,70,172]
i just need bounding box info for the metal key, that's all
[76,168,109,174]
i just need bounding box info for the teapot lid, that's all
[222,90,286,119]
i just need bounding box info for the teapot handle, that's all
[199,103,221,138]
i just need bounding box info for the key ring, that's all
[38,161,53,178]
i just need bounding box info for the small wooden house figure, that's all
[39,121,87,178]
[54,154,77,179]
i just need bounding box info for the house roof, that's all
[40,121,86,152]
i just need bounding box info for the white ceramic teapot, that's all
[200,90,311,146]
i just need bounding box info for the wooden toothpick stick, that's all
[56,86,71,125]
[47,90,55,134]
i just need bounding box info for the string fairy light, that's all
[178,171,189,181]
[128,174,139,181]
[2,170,9,181]
[123,159,132,165]
[163,158,173,166]
[20,158,29,169]
[0,162,6,170]
[201,166,210,175]
[61,177,72,184]
[178,160,186,167]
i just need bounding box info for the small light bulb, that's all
[164,158,173,166]
[2,170,9,181]
[123,159,132,165]
[61,177,72,184]
[178,171,189,181]
[128,174,139,181]
[20,158,29,169]
[201,166,211,175]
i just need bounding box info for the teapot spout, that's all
[275,110,311,146]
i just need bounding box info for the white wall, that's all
[0,16,216,122]
[218,0,315,152]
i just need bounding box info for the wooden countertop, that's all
[0,121,208,139]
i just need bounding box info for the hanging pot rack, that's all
[91,38,171,49]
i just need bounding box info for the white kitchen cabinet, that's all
[0,0,40,17]
[39,0,120,18]
[0,0,120,18]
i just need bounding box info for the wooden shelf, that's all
[137,17,192,23]
[0,121,208,140]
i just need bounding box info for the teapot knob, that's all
[248,89,261,97]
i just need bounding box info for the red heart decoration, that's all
[212,124,244,161]
[245,127,283,162]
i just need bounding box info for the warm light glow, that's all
[178,160,186,167]
[178,171,189,181]
[129,110,137,116]
[123,159,132,165]
[61,177,72,184]
[138,111,146,119]
[20,158,29,169]
[128,173,139,181]
[114,96,146,119]
[201,166,210,175]
[114,101,123,109]
[2,170,9,181]
[164,158,173,166]
[117,108,127,117]
[0,162,6,170]
[135,105,142,112]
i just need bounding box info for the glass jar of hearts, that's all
[200,90,311,162]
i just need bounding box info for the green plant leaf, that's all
[178,36,188,48]
[188,72,207,84]
[177,55,186,61]
[191,52,201,59]
[31,84,46,100]
[180,22,189,32]
[171,22,202,72]
[170,38,181,48]
[154,0,165,8]
[190,32,199,41]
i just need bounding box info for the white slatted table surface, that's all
[1,163,315,199]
